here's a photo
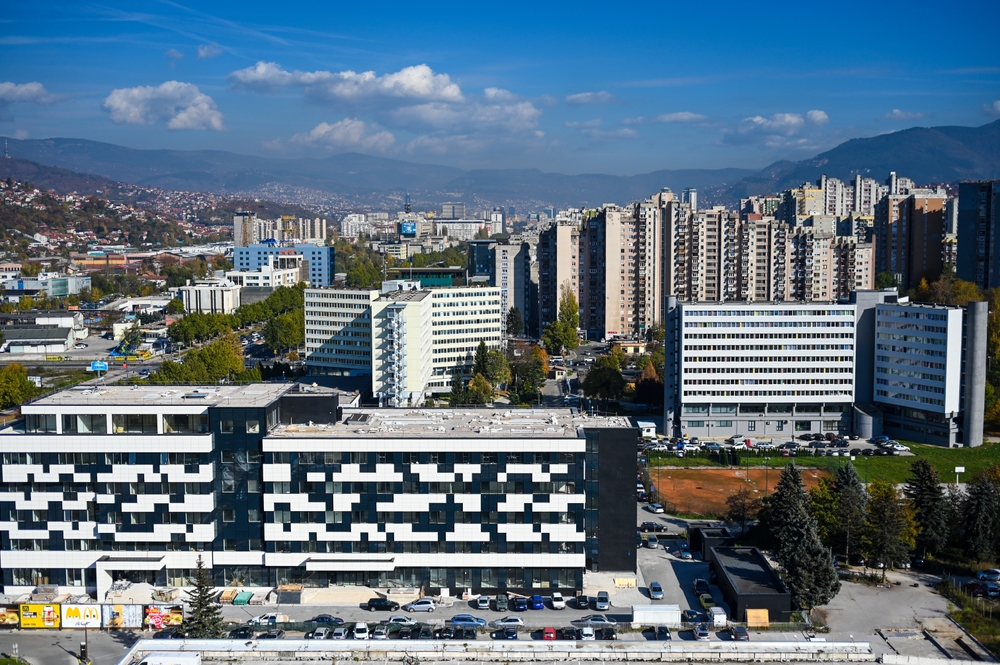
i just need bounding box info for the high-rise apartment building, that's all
[957,181,1000,290]
[875,191,947,290]
[853,175,886,217]
[537,221,580,333]
[440,202,466,220]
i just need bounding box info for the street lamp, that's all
[763,457,771,495]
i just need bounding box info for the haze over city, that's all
[2,0,999,173]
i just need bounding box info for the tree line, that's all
[166,284,304,346]
[449,340,550,407]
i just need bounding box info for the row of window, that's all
[683,378,852,385]
[684,355,853,363]
[683,390,852,397]
[1,452,208,466]
[683,344,854,351]
[686,309,854,317]
[25,414,260,436]
[684,366,851,374]
[685,321,854,328]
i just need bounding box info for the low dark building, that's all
[690,526,735,560]
[709,547,792,622]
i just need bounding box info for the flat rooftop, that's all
[712,547,788,596]
[26,383,294,408]
[269,408,634,438]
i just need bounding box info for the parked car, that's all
[229,627,254,639]
[558,627,578,640]
[699,594,717,610]
[476,595,491,611]
[646,534,659,548]
[648,503,665,514]
[730,626,750,641]
[491,616,525,628]
[310,627,330,639]
[848,554,866,567]
[310,614,344,625]
[964,582,988,597]
[397,627,413,640]
[579,626,596,641]
[576,615,617,627]
[682,609,704,623]
[600,627,618,641]
[649,582,664,600]
[656,625,672,640]
[388,615,417,626]
[501,627,518,640]
[331,626,349,639]
[74,343,88,350]
[260,629,285,639]
[417,625,435,639]
[512,596,528,611]
[440,626,455,639]
[495,594,509,612]
[595,591,610,611]
[695,624,711,641]
[404,598,437,612]
[352,623,369,640]
[640,521,668,533]
[542,626,557,641]
[693,578,710,595]
[372,625,389,640]
[365,597,400,612]
[678,544,693,560]
[451,614,488,628]
[977,569,1000,581]
[551,592,566,609]
[530,595,545,610]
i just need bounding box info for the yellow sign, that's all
[746,608,770,627]
[20,604,60,629]
[614,578,637,588]
[62,604,101,628]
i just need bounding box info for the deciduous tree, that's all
[864,479,917,580]
[725,487,762,534]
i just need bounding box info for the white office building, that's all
[175,278,241,315]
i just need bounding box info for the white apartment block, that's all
[665,300,857,439]
[176,278,241,315]
[304,283,502,403]
[226,253,307,288]
[340,214,372,238]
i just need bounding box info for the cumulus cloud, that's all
[623,111,707,125]
[389,94,541,134]
[197,44,222,59]
[0,81,56,121]
[565,91,614,105]
[722,109,829,148]
[165,48,183,60]
[228,61,463,103]
[984,101,1000,117]
[102,81,224,130]
[290,118,395,152]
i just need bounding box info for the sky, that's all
[2,1,999,175]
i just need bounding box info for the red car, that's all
[542,626,556,641]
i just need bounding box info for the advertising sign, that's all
[144,604,184,629]
[102,604,143,629]
[400,221,417,237]
[19,604,59,629]
[0,606,18,627]
[90,361,109,372]
[61,604,101,628]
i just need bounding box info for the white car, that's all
[404,598,437,612]
[331,626,348,639]
[248,613,281,625]
[388,615,417,626]
[727,435,746,444]
[310,627,330,639]
[648,503,665,514]
[579,626,596,641]
[352,622,369,639]
[476,595,491,610]
[372,625,389,640]
[551,592,566,609]
[892,443,910,452]
[490,616,525,628]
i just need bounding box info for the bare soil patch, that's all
[649,466,829,516]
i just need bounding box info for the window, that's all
[223,510,235,523]
[112,414,157,434]
[65,569,87,586]
[130,513,146,525]
[686,421,705,428]
[25,414,56,433]
[248,509,261,522]
[62,414,107,434]
[247,478,261,493]
[716,420,732,427]
[776,421,784,431]
[795,420,812,432]
[747,421,756,431]
[220,420,234,434]
[163,414,208,434]
[246,420,260,434]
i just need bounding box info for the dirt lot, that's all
[649,466,829,516]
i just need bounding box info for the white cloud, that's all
[290,118,395,152]
[197,44,222,59]
[722,110,830,148]
[483,87,518,102]
[623,111,707,125]
[390,96,541,134]
[984,100,1000,117]
[0,81,56,121]
[165,48,183,60]
[884,109,926,121]
[228,61,463,103]
[565,119,602,128]
[102,81,224,130]
[565,91,613,105]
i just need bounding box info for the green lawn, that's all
[647,440,1000,484]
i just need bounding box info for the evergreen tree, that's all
[473,340,489,378]
[449,371,467,406]
[505,306,524,337]
[903,459,950,557]
[864,479,917,580]
[770,463,840,608]
[185,556,225,638]
[808,477,839,548]
[963,475,1000,561]
[833,463,867,559]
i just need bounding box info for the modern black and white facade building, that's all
[664,289,987,447]
[0,383,637,599]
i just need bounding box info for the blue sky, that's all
[2,0,999,175]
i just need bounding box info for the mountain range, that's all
[3,119,999,209]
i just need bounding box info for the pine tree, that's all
[505,306,524,337]
[903,459,950,557]
[185,556,225,638]
[473,340,489,378]
[449,371,467,406]
[833,463,867,559]
[963,475,1000,561]
[770,463,840,608]
[864,479,917,581]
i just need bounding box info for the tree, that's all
[558,284,579,330]
[165,298,185,315]
[505,306,524,337]
[466,374,494,405]
[903,459,950,558]
[875,271,898,289]
[345,259,382,288]
[20,262,41,278]
[473,340,489,378]
[725,487,762,534]
[963,474,1000,561]
[0,364,39,409]
[864,479,916,579]
[770,463,841,608]
[483,350,511,390]
[634,361,665,406]
[582,365,625,409]
[185,555,225,638]
[833,463,867,559]
[542,285,580,353]
[449,371,467,405]
[264,311,304,351]
[809,477,840,548]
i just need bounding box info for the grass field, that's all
[647,440,1000,485]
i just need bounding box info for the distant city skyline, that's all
[2,1,999,175]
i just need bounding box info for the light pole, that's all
[764,457,770,495]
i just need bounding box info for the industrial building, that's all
[708,547,792,623]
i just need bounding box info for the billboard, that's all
[0,606,18,627]
[103,604,143,629]
[61,604,101,628]
[90,361,109,372]
[400,221,417,237]
[144,604,184,629]
[19,604,59,629]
